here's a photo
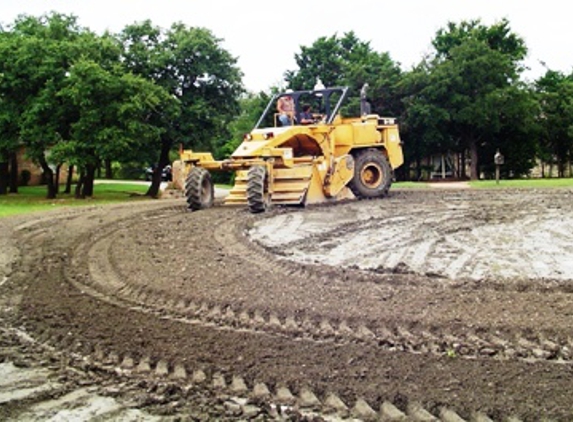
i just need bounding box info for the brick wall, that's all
[16,147,71,186]
[16,148,42,185]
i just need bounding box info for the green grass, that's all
[393,181,432,189]
[3,178,572,218]
[0,183,151,218]
[394,178,573,189]
[469,178,573,189]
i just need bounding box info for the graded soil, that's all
[1,188,573,421]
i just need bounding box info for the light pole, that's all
[494,150,504,184]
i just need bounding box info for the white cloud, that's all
[2,0,570,91]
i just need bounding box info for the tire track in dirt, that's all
[64,211,572,367]
[72,202,573,367]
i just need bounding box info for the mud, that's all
[1,188,573,421]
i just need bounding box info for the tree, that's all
[0,13,115,198]
[535,70,573,177]
[286,34,345,90]
[472,84,540,178]
[432,19,527,65]
[398,60,454,180]
[285,32,403,117]
[224,92,270,156]
[52,59,178,197]
[0,27,21,194]
[403,19,530,180]
[119,21,244,197]
[1,14,244,198]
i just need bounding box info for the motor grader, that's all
[179,86,403,213]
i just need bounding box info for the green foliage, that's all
[117,20,244,194]
[54,59,177,167]
[534,70,573,177]
[479,85,540,178]
[433,19,527,67]
[0,12,244,198]
[222,92,270,157]
[0,12,129,197]
[401,19,534,180]
[285,31,403,117]
[113,162,147,180]
[0,13,101,157]
[399,63,453,179]
[119,21,244,152]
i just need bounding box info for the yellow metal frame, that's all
[179,110,403,207]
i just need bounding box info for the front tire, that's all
[246,166,270,213]
[185,167,214,211]
[348,148,392,199]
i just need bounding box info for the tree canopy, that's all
[399,19,538,179]
[535,70,573,177]
[0,13,243,198]
[118,20,244,195]
[285,31,403,117]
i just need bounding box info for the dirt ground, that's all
[1,187,573,421]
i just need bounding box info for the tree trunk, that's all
[9,151,18,193]
[64,165,74,194]
[38,156,57,199]
[81,163,96,197]
[54,164,61,195]
[146,172,161,198]
[558,159,565,178]
[414,155,421,181]
[0,160,8,195]
[105,159,113,179]
[145,139,171,198]
[75,171,85,199]
[468,138,479,180]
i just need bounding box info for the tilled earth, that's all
[1,188,573,421]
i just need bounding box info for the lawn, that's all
[2,178,572,218]
[0,183,151,218]
[469,178,573,189]
[393,181,432,189]
[394,178,573,189]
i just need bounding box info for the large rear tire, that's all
[247,165,270,213]
[185,167,214,211]
[348,148,392,199]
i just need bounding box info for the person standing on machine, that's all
[277,89,295,126]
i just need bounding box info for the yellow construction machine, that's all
[179,86,403,213]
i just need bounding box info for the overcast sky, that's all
[2,1,570,92]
